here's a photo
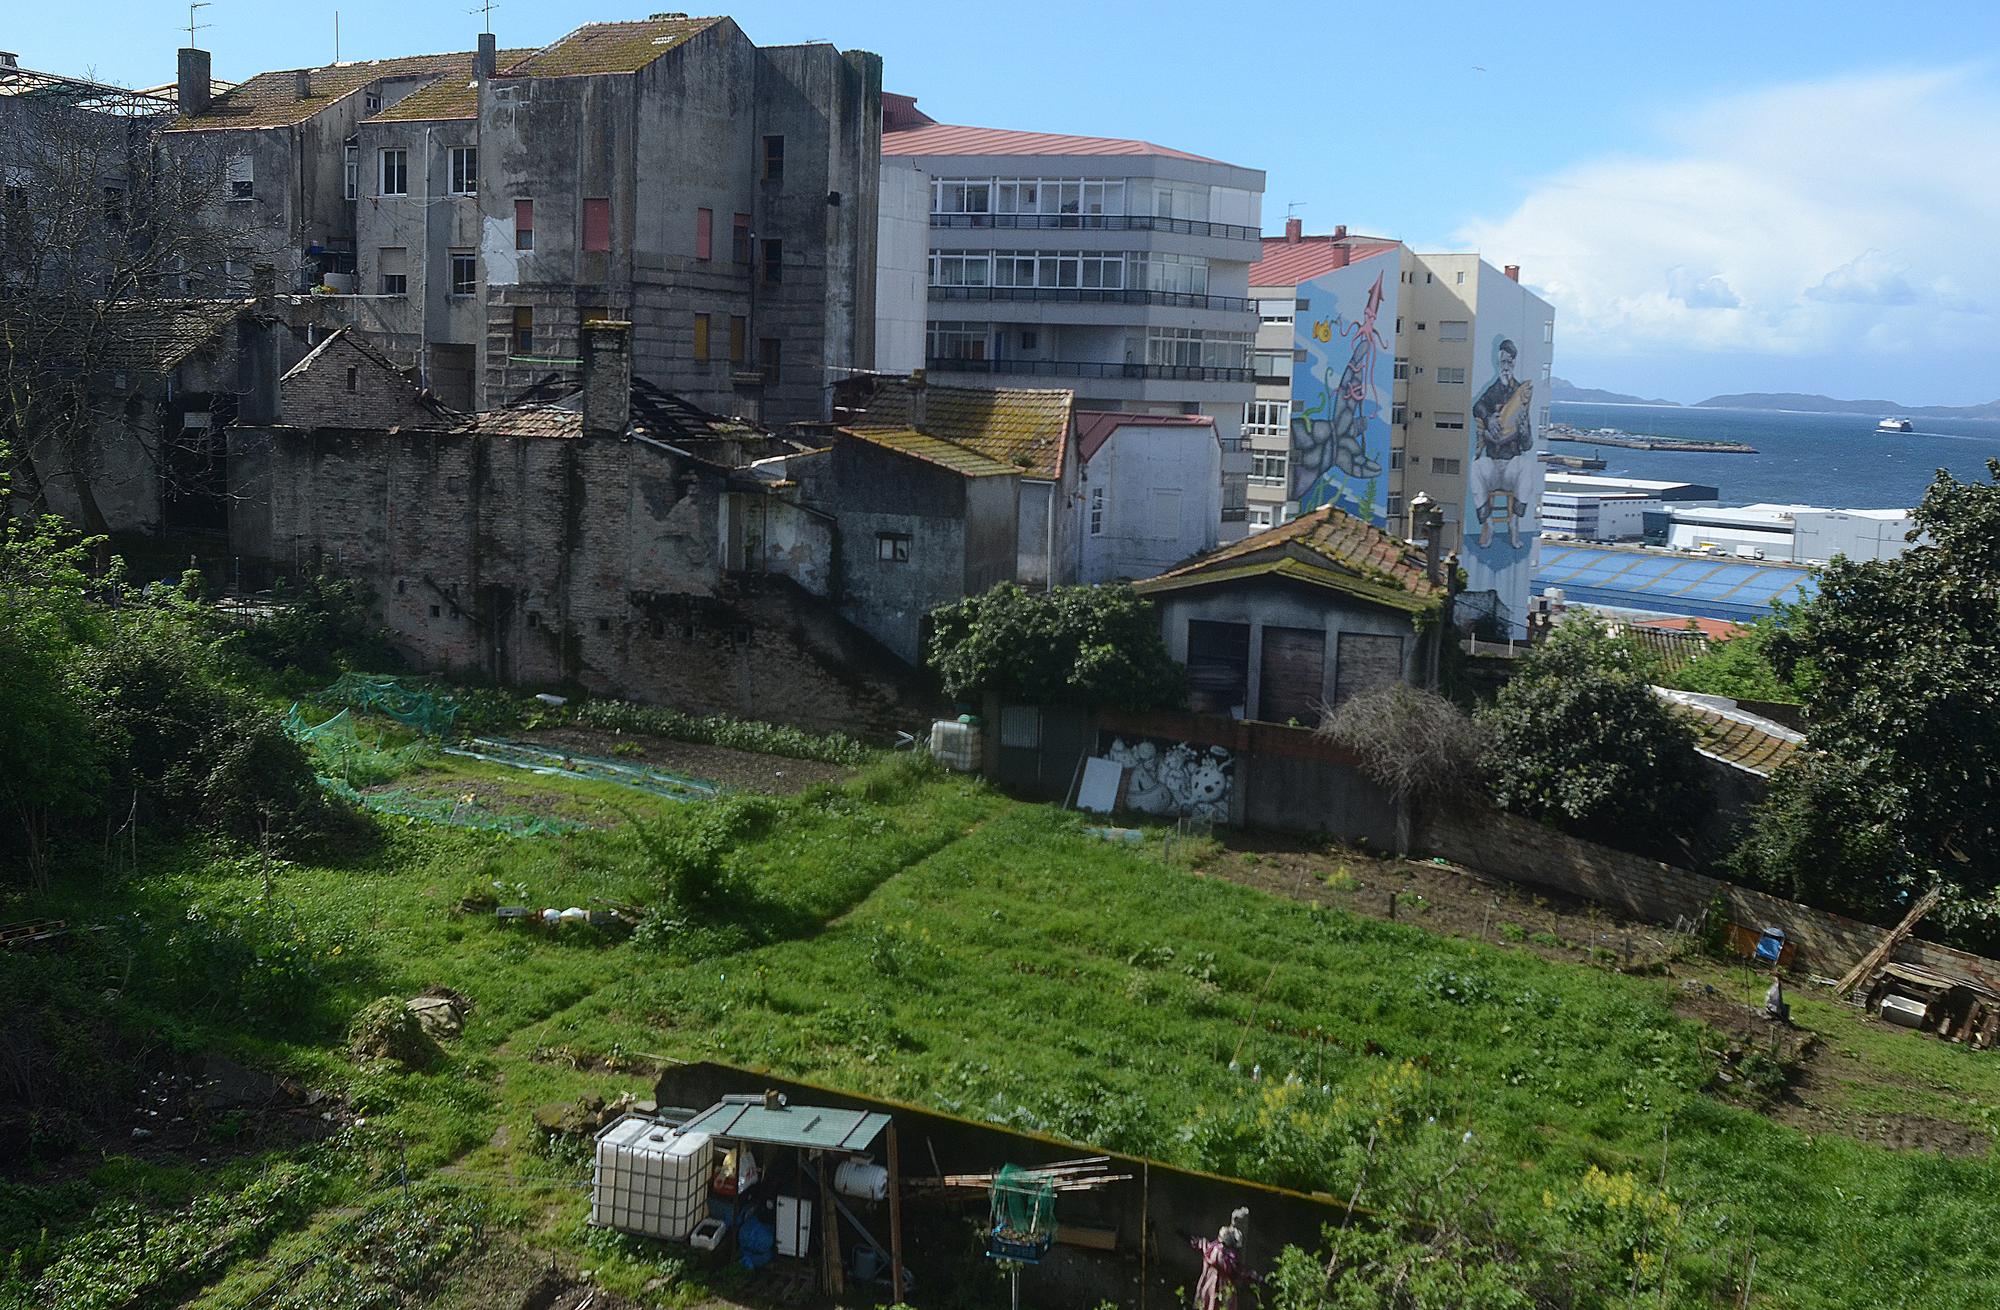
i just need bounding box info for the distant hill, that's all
[1550,377,1681,406]
[1695,392,2000,419]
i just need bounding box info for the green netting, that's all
[319,674,458,738]
[284,704,435,785]
[988,1165,1055,1256]
[444,737,722,803]
[321,778,589,838]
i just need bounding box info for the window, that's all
[1131,251,1207,294]
[379,148,407,197]
[378,247,408,295]
[512,307,533,355]
[448,145,477,195]
[1391,404,1407,426]
[926,320,986,361]
[344,140,358,199]
[226,156,253,202]
[1455,270,1465,285]
[1248,507,1274,530]
[597,617,611,633]
[1393,358,1410,380]
[1433,457,1462,475]
[760,238,782,283]
[1543,320,1555,344]
[695,207,712,261]
[1434,411,1466,430]
[731,213,751,263]
[1438,319,1469,342]
[1387,494,1404,520]
[1243,399,1290,435]
[583,198,611,252]
[728,316,746,363]
[1089,486,1106,536]
[1146,327,1250,369]
[429,604,442,618]
[1253,351,1292,382]
[693,312,711,362]
[364,88,381,114]
[762,135,785,183]
[1257,298,1295,325]
[875,532,910,563]
[1019,330,1037,350]
[102,186,125,226]
[1389,448,1404,470]
[1437,365,1466,384]
[527,611,542,629]
[759,338,780,383]
[345,366,358,393]
[1251,452,1287,487]
[447,251,476,296]
[514,199,533,250]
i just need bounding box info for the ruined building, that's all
[164,15,882,422]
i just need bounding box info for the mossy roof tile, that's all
[498,16,723,79]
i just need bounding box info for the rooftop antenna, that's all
[186,1,212,47]
[1286,201,1306,218]
[334,11,340,63]
[467,0,498,34]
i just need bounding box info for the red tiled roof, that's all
[1635,615,1748,642]
[882,92,934,131]
[1074,410,1213,464]
[884,122,1233,165]
[1250,236,1402,290]
[1652,689,1803,777]
[1136,505,1443,614]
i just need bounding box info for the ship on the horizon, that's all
[1875,416,1915,433]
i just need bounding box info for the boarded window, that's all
[762,134,785,183]
[582,198,611,252]
[1333,632,1404,708]
[695,207,712,260]
[760,238,782,284]
[693,312,710,362]
[511,307,533,354]
[1186,621,1250,717]
[731,212,751,263]
[728,315,746,363]
[760,337,780,383]
[226,156,253,201]
[1257,626,1325,725]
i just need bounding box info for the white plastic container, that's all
[834,1158,888,1201]
[929,719,982,773]
[774,1195,814,1257]
[591,1116,713,1240]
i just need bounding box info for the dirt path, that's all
[521,726,853,795]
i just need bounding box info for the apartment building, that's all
[163,16,882,421]
[1249,221,1555,632]
[880,97,1261,540]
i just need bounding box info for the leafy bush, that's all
[149,895,352,1028]
[1663,618,1803,704]
[240,573,395,676]
[927,582,1186,709]
[569,699,870,765]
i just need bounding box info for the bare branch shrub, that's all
[1319,684,1483,808]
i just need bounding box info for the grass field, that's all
[8,746,2000,1309]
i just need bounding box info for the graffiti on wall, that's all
[1104,737,1233,823]
[1461,264,1553,636]
[1289,250,1401,523]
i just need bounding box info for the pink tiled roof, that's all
[1250,235,1401,290]
[1074,410,1213,464]
[884,122,1232,165]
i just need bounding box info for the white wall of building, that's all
[1079,422,1222,582]
[874,161,932,374]
[1793,509,1916,563]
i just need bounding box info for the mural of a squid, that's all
[1289,263,1393,521]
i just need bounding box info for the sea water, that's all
[1549,402,2000,509]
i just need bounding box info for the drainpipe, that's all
[1044,481,1055,590]
[419,126,434,389]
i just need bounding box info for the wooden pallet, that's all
[0,919,67,948]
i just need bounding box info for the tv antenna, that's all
[186,1,212,47]
[467,0,498,34]
[1286,201,1307,218]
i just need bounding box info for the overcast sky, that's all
[17,0,2000,405]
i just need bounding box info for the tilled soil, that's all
[521,726,853,796]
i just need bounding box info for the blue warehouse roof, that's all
[1534,543,1818,623]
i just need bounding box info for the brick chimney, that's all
[1504,264,1521,282]
[580,321,632,436]
[177,47,211,117]
[475,32,497,81]
[1329,244,1349,270]
[1333,223,1347,239]
[906,369,927,429]
[1283,216,1303,243]
[294,69,312,100]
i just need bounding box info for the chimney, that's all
[580,321,633,436]
[251,262,276,308]
[0,53,18,71]
[1408,492,1443,586]
[1504,264,1521,282]
[1329,244,1349,270]
[475,32,497,81]
[177,47,211,117]
[294,69,312,100]
[238,312,283,426]
[1333,223,1347,240]
[1283,216,1302,243]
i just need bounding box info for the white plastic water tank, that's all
[834,1157,889,1201]
[929,719,982,773]
[1880,994,1930,1029]
[591,1116,712,1240]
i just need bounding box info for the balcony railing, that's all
[927,284,1252,313]
[929,212,1261,241]
[926,356,1253,384]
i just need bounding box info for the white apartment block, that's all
[879,97,1263,541]
[1248,221,1555,632]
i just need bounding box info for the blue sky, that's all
[17,1,2000,405]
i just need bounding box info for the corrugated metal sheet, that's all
[1536,543,1818,622]
[678,1100,889,1153]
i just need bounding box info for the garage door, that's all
[1187,621,1250,716]
[1333,632,1404,707]
[1257,626,1326,725]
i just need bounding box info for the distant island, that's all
[1550,377,1681,406]
[1693,392,2000,420]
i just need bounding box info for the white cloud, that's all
[1455,70,2000,392]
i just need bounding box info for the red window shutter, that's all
[583,198,611,253]
[695,207,713,261]
[514,199,534,250]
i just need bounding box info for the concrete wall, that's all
[1079,423,1220,583]
[354,115,484,387]
[874,159,931,373]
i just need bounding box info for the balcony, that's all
[930,212,1261,241]
[926,356,1253,384]
[928,285,1252,313]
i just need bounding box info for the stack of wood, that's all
[913,1156,1132,1195]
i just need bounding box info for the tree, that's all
[1321,685,1482,852]
[926,582,1186,709]
[1478,615,1703,852]
[1736,461,2000,930]
[0,85,243,537]
[1663,618,1805,705]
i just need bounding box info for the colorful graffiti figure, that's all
[1292,271,1388,515]
[1470,337,1535,549]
